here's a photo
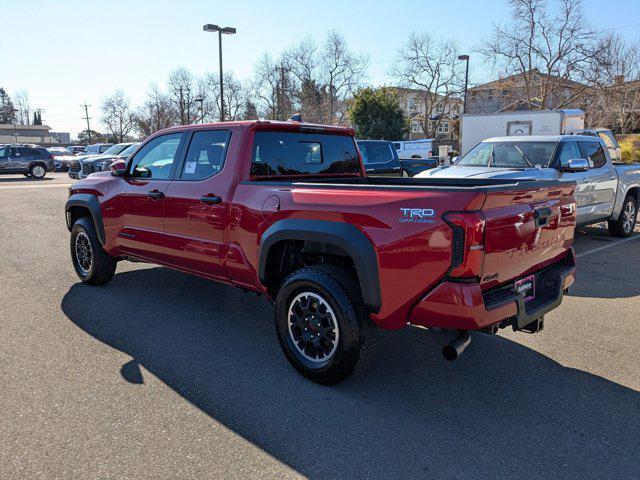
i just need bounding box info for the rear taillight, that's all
[443,211,486,279]
[48,154,55,160]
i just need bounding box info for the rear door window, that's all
[580,141,607,169]
[365,142,394,164]
[180,130,231,180]
[251,131,360,177]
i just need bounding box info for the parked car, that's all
[65,120,577,384]
[47,147,74,171]
[68,146,87,155]
[459,109,585,154]
[357,140,438,177]
[68,142,140,179]
[357,140,401,175]
[392,139,434,159]
[0,144,55,178]
[100,142,137,157]
[84,143,114,155]
[418,135,640,237]
[572,129,621,162]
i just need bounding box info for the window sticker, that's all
[184,161,197,174]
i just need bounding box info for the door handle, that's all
[147,189,164,200]
[200,193,222,204]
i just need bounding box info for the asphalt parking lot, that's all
[1,172,639,479]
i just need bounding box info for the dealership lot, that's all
[1,173,639,479]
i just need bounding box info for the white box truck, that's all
[459,109,585,154]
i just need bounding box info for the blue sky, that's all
[1,0,638,136]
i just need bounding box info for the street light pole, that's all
[203,24,236,122]
[458,55,470,114]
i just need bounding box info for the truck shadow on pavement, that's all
[570,227,640,299]
[0,176,54,183]
[61,267,640,479]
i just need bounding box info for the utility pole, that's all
[81,104,92,144]
[275,65,287,120]
[457,55,470,114]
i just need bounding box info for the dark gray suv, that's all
[0,145,55,179]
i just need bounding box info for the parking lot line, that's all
[576,234,640,258]
[0,183,72,190]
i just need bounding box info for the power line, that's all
[81,104,92,144]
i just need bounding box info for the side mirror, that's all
[559,158,589,172]
[110,159,127,176]
[451,156,460,164]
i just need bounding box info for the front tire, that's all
[70,217,117,285]
[29,163,47,179]
[275,265,377,384]
[608,195,637,237]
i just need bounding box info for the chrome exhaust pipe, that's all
[442,330,471,361]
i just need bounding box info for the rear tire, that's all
[70,217,117,285]
[275,265,377,384]
[608,195,637,238]
[29,163,47,179]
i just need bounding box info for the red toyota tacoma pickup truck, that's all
[65,120,577,384]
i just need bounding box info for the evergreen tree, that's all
[347,87,407,140]
[0,88,16,124]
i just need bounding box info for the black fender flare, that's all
[259,219,382,313]
[65,194,106,245]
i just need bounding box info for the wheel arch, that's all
[259,219,382,313]
[625,186,640,203]
[65,194,106,245]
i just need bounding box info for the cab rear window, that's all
[251,131,361,177]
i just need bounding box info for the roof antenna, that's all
[288,113,303,122]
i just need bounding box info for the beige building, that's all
[0,124,55,144]
[393,87,462,140]
[466,69,586,114]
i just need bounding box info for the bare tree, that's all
[168,67,199,125]
[320,30,368,125]
[589,33,640,133]
[392,32,463,138]
[252,31,368,124]
[201,71,247,121]
[252,54,287,119]
[101,90,136,142]
[478,0,599,110]
[136,83,176,136]
[13,90,31,125]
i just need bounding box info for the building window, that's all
[427,121,434,131]
[411,121,421,133]
[502,89,508,96]
[408,98,415,110]
[487,90,494,100]
[470,91,477,102]
[436,104,443,114]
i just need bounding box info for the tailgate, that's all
[480,182,576,289]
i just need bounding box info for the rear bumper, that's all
[409,248,576,331]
